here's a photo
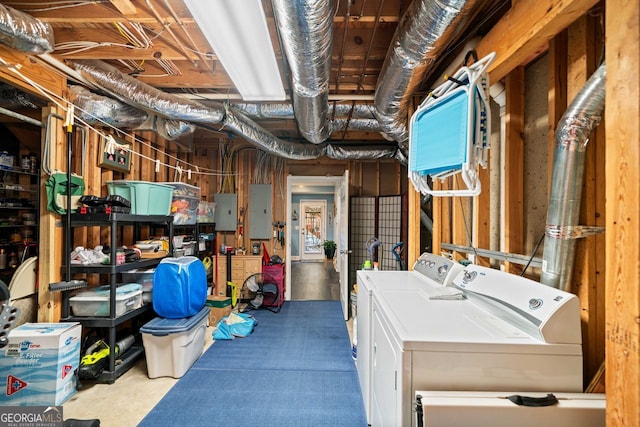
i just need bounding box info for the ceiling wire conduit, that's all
[373,0,477,151]
[541,63,606,291]
[271,0,334,144]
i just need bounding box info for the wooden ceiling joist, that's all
[476,0,601,83]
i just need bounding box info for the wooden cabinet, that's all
[215,254,262,295]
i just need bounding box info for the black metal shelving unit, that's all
[60,212,174,383]
[0,166,40,281]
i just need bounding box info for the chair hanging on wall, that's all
[409,52,495,197]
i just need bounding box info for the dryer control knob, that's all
[437,265,448,277]
[529,298,543,309]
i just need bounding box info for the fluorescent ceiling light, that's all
[184,0,286,101]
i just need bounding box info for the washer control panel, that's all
[413,253,464,286]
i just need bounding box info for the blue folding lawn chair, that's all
[409,52,495,197]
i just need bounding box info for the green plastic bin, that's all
[106,180,174,215]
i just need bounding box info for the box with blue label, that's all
[1,323,81,406]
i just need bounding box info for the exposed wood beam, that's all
[109,0,137,15]
[567,12,603,389]
[605,0,640,425]
[334,16,400,24]
[503,67,525,274]
[476,0,600,83]
[0,46,65,98]
[136,70,234,88]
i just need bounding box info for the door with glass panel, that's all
[299,200,326,261]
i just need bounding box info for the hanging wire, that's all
[455,175,479,262]
[0,53,226,178]
[521,233,545,277]
[4,1,105,12]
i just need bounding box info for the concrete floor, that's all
[62,261,353,426]
[62,326,216,426]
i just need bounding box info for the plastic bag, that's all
[45,172,85,214]
[213,312,257,340]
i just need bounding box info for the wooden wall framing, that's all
[0,0,638,423]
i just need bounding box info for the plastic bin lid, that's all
[140,306,209,336]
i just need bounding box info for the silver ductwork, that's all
[226,107,398,160]
[72,59,397,161]
[73,60,225,124]
[374,0,477,149]
[233,102,383,133]
[0,82,43,109]
[224,107,325,160]
[69,85,195,140]
[233,103,377,120]
[541,64,606,291]
[329,118,382,133]
[0,3,53,54]
[271,0,334,144]
[70,85,150,128]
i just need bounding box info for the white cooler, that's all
[140,306,209,378]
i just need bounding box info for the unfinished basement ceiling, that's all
[3,0,509,155]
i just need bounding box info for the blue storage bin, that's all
[140,306,209,336]
[152,256,207,318]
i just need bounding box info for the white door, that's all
[299,200,326,262]
[336,170,349,320]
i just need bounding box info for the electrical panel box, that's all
[249,184,272,239]
[213,193,237,231]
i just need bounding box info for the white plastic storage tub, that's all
[121,268,155,303]
[69,285,143,317]
[140,306,209,378]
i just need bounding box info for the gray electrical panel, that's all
[249,184,272,239]
[213,193,238,231]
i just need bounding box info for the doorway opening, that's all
[286,173,350,319]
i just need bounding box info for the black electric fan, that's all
[239,272,281,313]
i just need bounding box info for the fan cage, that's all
[239,272,281,313]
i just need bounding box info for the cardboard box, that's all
[1,323,81,406]
[206,296,231,325]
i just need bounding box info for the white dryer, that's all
[365,264,583,427]
[356,253,464,424]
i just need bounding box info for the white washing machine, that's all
[364,263,583,427]
[356,253,464,424]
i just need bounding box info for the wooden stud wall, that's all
[503,67,525,274]
[566,11,606,390]
[605,0,640,425]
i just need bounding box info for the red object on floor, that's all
[262,242,270,265]
[262,263,285,308]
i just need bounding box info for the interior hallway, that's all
[290,260,341,301]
